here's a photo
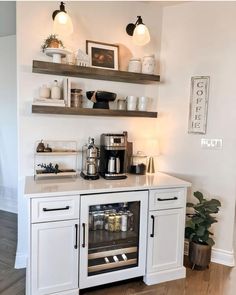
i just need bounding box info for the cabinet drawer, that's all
[31,195,79,223]
[149,188,186,210]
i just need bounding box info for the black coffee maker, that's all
[100,132,128,180]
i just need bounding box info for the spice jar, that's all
[51,80,61,99]
[142,55,155,74]
[128,58,142,73]
[71,89,83,108]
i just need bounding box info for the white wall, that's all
[16,1,163,267]
[0,35,17,213]
[159,2,236,265]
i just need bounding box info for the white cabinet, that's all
[144,188,187,285]
[31,220,79,295]
[146,209,184,272]
[28,195,80,295]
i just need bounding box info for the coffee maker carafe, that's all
[100,132,127,180]
[80,137,99,180]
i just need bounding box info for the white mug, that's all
[126,96,137,111]
[138,96,148,111]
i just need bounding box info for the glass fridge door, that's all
[79,191,148,289]
[88,200,140,276]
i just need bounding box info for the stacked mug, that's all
[126,96,149,111]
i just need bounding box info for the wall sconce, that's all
[126,16,150,46]
[52,2,73,36]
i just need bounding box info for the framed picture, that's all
[86,40,119,70]
[188,76,210,134]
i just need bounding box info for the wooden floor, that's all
[0,210,25,295]
[0,210,235,295]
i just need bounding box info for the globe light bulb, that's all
[133,24,150,46]
[53,11,73,36]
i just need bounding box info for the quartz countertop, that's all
[25,172,191,198]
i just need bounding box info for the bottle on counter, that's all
[51,80,61,99]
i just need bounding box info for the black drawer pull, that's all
[74,224,78,249]
[157,197,178,202]
[82,223,86,248]
[43,205,70,212]
[150,215,155,238]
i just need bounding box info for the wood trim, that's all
[32,60,160,84]
[32,105,158,118]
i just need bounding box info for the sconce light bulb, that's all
[133,24,150,46]
[53,12,73,36]
[56,11,68,24]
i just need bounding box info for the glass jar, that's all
[71,89,83,108]
[142,55,155,74]
[130,151,147,175]
[128,58,142,73]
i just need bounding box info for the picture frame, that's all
[86,40,119,70]
[188,76,210,134]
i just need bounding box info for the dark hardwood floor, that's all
[0,210,25,295]
[0,209,235,295]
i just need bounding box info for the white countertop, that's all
[25,172,191,198]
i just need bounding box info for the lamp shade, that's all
[133,24,150,46]
[53,11,73,36]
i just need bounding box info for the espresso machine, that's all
[100,132,128,180]
[80,137,100,180]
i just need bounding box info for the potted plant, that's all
[185,191,221,269]
[41,34,64,52]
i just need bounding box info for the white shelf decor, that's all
[34,140,78,179]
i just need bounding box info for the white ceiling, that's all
[0,1,16,37]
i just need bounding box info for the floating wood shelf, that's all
[32,105,158,118]
[32,60,160,84]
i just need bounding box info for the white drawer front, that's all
[31,195,79,223]
[149,188,186,210]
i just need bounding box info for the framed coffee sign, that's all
[188,76,210,134]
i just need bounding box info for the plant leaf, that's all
[206,237,215,246]
[194,191,204,202]
[186,202,194,207]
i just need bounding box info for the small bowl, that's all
[86,91,117,109]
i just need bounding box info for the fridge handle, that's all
[150,215,155,238]
[82,223,86,248]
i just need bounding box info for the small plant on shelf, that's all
[41,34,64,53]
[38,163,60,174]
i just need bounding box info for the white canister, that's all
[138,96,149,111]
[128,58,142,73]
[39,84,50,99]
[126,95,137,111]
[51,80,61,99]
[142,55,155,74]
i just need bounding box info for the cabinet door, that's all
[146,208,185,273]
[31,220,79,295]
[79,191,148,289]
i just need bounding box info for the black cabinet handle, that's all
[150,215,155,238]
[74,224,78,249]
[82,223,86,248]
[157,197,178,202]
[43,205,70,212]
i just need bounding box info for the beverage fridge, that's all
[79,191,148,289]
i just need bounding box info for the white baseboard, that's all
[184,240,235,267]
[211,248,235,267]
[15,252,27,269]
[143,267,186,285]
